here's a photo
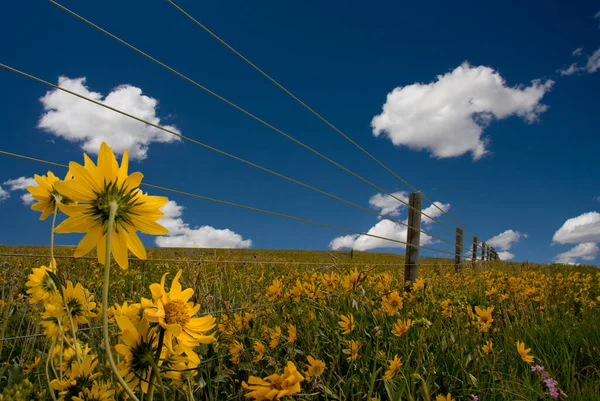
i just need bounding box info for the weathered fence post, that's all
[472,236,478,268]
[481,241,487,263]
[404,192,422,284]
[455,227,463,273]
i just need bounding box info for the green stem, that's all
[50,202,58,272]
[147,328,165,401]
[103,201,140,401]
[45,339,58,401]
[147,357,168,401]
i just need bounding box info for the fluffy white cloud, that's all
[586,48,600,73]
[559,63,580,76]
[554,243,599,265]
[3,176,36,190]
[552,212,600,244]
[421,201,451,224]
[330,197,450,251]
[21,193,35,205]
[497,251,515,261]
[572,48,583,56]
[369,191,409,217]
[154,200,252,248]
[487,229,527,251]
[0,186,9,202]
[371,62,553,160]
[38,77,181,160]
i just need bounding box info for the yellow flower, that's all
[268,278,284,301]
[242,361,304,400]
[475,306,494,328]
[54,142,168,270]
[342,268,365,292]
[230,340,243,365]
[146,270,216,364]
[72,381,115,401]
[25,265,57,304]
[516,341,535,363]
[412,277,425,291]
[50,354,102,400]
[482,340,493,355]
[384,354,403,381]
[253,340,265,362]
[62,281,97,326]
[269,326,282,349]
[305,356,326,382]
[23,357,41,374]
[343,340,360,361]
[26,171,72,220]
[338,314,355,335]
[114,316,158,393]
[436,393,454,401]
[381,291,403,316]
[391,319,412,337]
[287,324,297,343]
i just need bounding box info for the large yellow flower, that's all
[72,381,115,401]
[54,142,168,270]
[516,341,535,363]
[146,270,216,364]
[242,361,304,400]
[50,354,102,400]
[25,264,57,304]
[26,171,72,220]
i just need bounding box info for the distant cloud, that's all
[497,251,515,261]
[369,191,409,217]
[487,229,527,251]
[21,193,35,205]
[3,176,37,205]
[594,196,600,202]
[554,242,598,265]
[330,199,450,251]
[552,212,600,244]
[559,63,580,76]
[586,48,600,73]
[3,176,36,191]
[371,62,553,160]
[572,48,583,56]
[38,76,181,161]
[154,200,252,248]
[0,186,9,203]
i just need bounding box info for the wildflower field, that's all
[1,143,600,401]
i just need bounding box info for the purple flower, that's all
[531,365,545,372]
[541,371,551,379]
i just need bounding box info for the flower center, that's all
[164,299,190,327]
[89,180,142,228]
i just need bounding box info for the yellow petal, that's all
[123,228,146,260]
[130,216,168,235]
[111,229,129,270]
[74,225,103,258]
[54,213,96,233]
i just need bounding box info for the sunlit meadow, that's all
[0,143,599,401]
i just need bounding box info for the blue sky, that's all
[0,0,599,265]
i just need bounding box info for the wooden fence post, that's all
[481,241,486,263]
[404,192,422,284]
[472,236,478,268]
[455,227,463,273]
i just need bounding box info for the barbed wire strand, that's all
[47,0,459,237]
[0,149,457,256]
[165,0,484,249]
[0,64,458,251]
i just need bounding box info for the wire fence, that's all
[0,1,503,285]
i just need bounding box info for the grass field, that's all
[1,245,599,401]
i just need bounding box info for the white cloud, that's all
[572,48,583,56]
[552,212,600,244]
[497,251,515,261]
[554,242,598,265]
[586,48,600,73]
[559,63,581,76]
[369,191,409,217]
[3,176,36,190]
[421,201,451,224]
[371,62,553,160]
[330,197,449,251]
[594,196,600,202]
[154,200,252,248]
[487,229,527,251]
[21,193,35,205]
[38,77,181,160]
[0,186,9,202]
